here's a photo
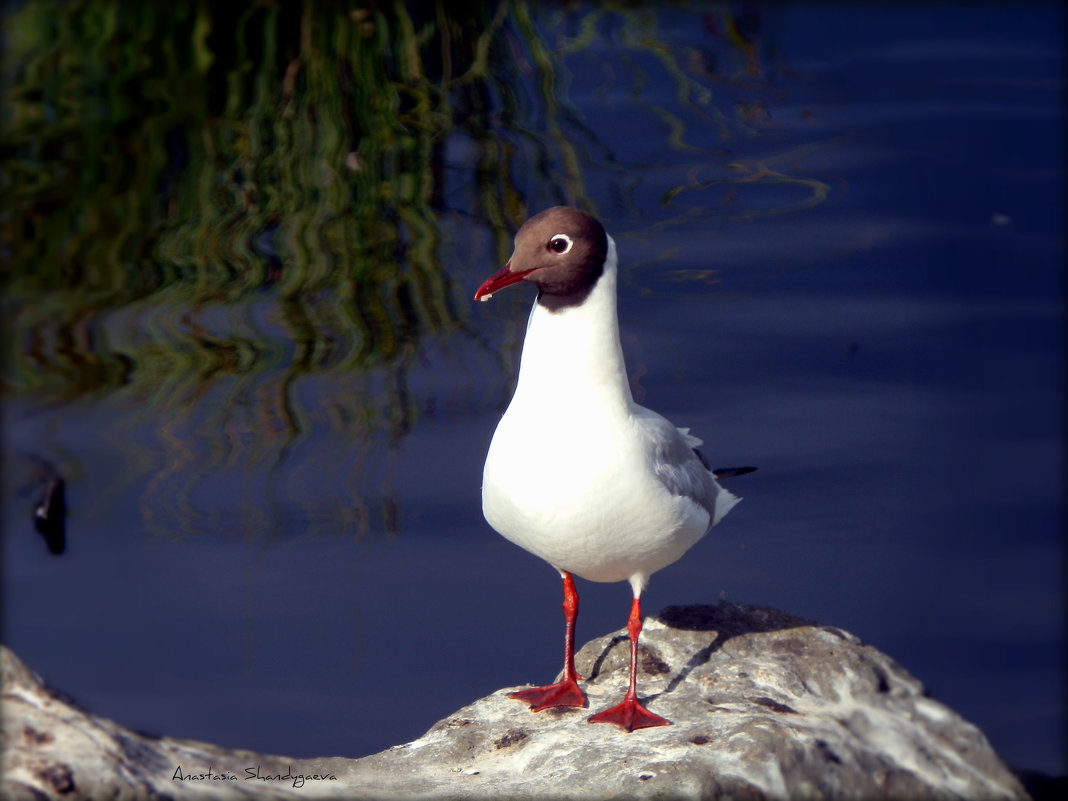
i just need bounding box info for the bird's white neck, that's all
[512,237,633,416]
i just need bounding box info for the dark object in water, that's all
[34,476,66,555]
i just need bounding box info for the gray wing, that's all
[633,407,740,526]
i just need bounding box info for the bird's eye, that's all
[548,234,574,255]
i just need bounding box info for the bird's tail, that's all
[711,484,741,527]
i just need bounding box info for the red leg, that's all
[588,595,671,731]
[509,571,587,710]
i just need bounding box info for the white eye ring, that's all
[548,234,574,255]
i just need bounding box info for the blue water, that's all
[3,2,1064,779]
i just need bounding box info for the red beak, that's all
[474,263,536,301]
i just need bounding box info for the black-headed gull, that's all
[475,206,751,731]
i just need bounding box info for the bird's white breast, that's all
[483,402,711,584]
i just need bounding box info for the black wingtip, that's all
[712,466,758,480]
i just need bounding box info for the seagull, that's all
[475,206,752,731]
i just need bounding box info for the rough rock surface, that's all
[2,602,1030,800]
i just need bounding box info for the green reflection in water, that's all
[4,1,495,403]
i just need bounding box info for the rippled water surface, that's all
[3,1,1063,778]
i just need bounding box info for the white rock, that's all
[1,603,1031,800]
